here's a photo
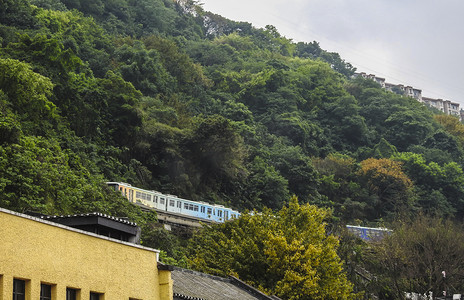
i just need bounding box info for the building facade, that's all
[353,72,462,119]
[0,208,173,300]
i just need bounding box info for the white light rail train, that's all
[107,182,240,222]
[346,225,392,241]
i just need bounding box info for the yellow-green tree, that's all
[358,158,414,219]
[187,197,358,300]
[434,114,464,148]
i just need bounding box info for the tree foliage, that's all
[4,1,464,296]
[366,215,464,299]
[188,197,358,300]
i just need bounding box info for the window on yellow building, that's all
[13,279,26,300]
[90,292,102,300]
[66,288,78,300]
[40,283,52,300]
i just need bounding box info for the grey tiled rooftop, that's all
[172,267,280,300]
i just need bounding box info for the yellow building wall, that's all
[0,209,172,300]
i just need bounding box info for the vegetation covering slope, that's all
[3,0,464,298]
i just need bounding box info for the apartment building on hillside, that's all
[422,97,460,117]
[353,72,460,120]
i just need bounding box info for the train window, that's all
[218,210,222,217]
[225,211,229,220]
[169,200,175,207]
[201,207,205,213]
[194,205,199,212]
[177,201,182,208]
[207,208,212,215]
[154,196,158,203]
[184,203,197,210]
[160,198,165,205]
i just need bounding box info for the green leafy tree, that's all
[384,110,434,152]
[0,58,57,132]
[188,197,358,300]
[358,158,414,220]
[245,156,289,209]
[314,154,371,222]
[372,138,398,159]
[366,215,464,299]
[434,114,464,148]
[182,115,246,199]
[114,41,174,96]
[394,152,464,217]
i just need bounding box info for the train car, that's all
[106,182,240,223]
[106,182,165,210]
[346,225,392,241]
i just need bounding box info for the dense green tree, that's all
[182,115,246,200]
[295,41,356,77]
[188,197,358,300]
[358,158,414,220]
[0,58,57,133]
[434,114,464,148]
[114,41,174,96]
[366,215,464,299]
[394,152,464,217]
[245,156,289,209]
[0,0,38,28]
[317,95,368,151]
[384,110,434,152]
[314,154,371,222]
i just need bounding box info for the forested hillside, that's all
[2,0,464,223]
[5,0,464,298]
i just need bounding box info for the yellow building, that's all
[0,208,173,300]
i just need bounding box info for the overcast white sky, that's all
[201,0,464,106]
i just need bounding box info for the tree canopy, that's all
[188,197,358,300]
[3,0,464,297]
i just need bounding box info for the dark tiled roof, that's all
[40,212,137,226]
[172,267,281,300]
